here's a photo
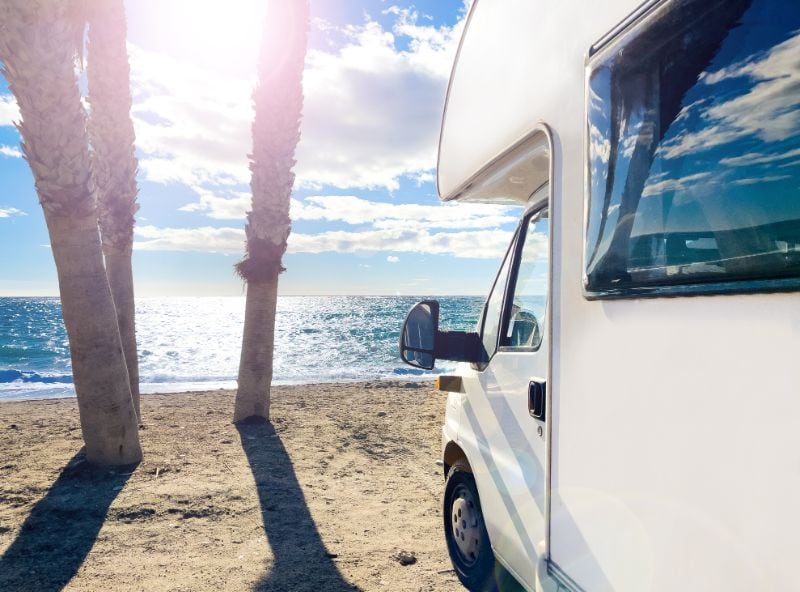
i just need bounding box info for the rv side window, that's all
[585,0,800,297]
[503,209,549,349]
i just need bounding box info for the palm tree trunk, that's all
[233,0,310,423]
[47,215,142,465]
[104,246,140,419]
[1,0,142,465]
[86,0,141,419]
[234,276,279,422]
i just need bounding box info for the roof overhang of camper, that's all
[437,0,554,205]
[438,127,552,205]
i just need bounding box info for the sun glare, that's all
[137,0,266,74]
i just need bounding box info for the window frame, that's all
[497,205,550,354]
[476,198,550,370]
[582,0,800,300]
[476,224,522,367]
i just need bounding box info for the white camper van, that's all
[399,0,800,591]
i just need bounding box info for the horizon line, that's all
[0,293,488,298]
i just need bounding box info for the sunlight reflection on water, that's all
[0,296,484,400]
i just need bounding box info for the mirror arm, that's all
[434,331,482,363]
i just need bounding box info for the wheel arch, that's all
[443,440,471,478]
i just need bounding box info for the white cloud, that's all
[182,191,519,230]
[0,206,26,218]
[0,145,22,158]
[291,195,518,230]
[121,6,489,271]
[128,9,465,195]
[298,15,462,190]
[128,46,253,188]
[0,95,20,127]
[387,255,399,263]
[135,225,245,255]
[291,227,511,259]
[134,224,513,259]
[178,188,251,219]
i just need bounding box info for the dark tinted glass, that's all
[585,0,800,295]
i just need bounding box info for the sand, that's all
[0,381,467,591]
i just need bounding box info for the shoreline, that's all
[0,376,438,404]
[0,380,462,591]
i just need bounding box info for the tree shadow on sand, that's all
[0,451,135,592]
[237,420,358,592]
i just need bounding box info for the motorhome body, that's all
[400,0,800,590]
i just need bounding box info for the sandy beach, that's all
[0,381,465,591]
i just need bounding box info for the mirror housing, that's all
[399,300,483,370]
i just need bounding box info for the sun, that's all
[131,0,267,74]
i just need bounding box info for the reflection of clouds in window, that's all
[588,66,611,167]
[589,122,610,164]
[641,171,714,198]
[673,97,711,124]
[662,30,800,160]
[702,28,800,85]
[659,124,742,160]
[646,171,669,183]
[585,0,800,293]
[519,231,547,264]
[589,85,606,114]
[778,159,800,169]
[732,174,792,186]
[621,119,646,158]
[720,147,800,167]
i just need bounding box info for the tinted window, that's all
[585,0,800,296]
[504,209,549,349]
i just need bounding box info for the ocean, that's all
[0,296,485,401]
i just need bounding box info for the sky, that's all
[0,0,522,297]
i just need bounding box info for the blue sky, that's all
[0,0,522,297]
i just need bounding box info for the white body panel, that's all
[457,345,549,590]
[437,1,800,591]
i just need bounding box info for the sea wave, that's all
[0,369,73,385]
[0,295,485,401]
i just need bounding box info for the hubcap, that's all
[451,485,481,564]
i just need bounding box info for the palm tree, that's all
[85,0,142,419]
[0,0,142,464]
[234,0,310,422]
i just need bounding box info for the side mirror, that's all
[399,300,439,370]
[508,309,541,347]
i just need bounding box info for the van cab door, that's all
[459,202,550,590]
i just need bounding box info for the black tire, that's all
[444,461,496,591]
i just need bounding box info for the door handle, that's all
[529,381,546,420]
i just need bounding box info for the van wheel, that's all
[444,461,495,591]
